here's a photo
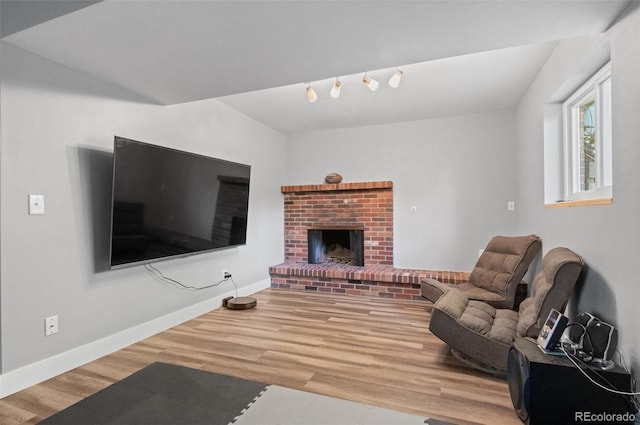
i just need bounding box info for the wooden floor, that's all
[0,289,522,425]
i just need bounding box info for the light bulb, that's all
[388,69,403,88]
[363,75,379,92]
[330,80,341,99]
[306,85,318,103]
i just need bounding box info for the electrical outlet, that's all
[45,315,58,336]
[223,269,230,280]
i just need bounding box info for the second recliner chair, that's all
[421,234,542,310]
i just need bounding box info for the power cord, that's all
[562,323,594,362]
[618,351,640,423]
[558,323,639,422]
[560,342,640,397]
[144,263,238,297]
[561,341,640,424]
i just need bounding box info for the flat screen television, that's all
[109,136,251,269]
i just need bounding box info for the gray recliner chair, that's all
[421,234,542,309]
[428,247,584,374]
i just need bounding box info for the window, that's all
[562,63,612,201]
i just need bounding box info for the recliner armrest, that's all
[433,288,469,321]
[420,277,451,303]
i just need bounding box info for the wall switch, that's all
[507,201,515,211]
[29,194,45,215]
[45,315,59,336]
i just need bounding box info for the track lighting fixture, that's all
[305,68,403,102]
[388,69,403,88]
[306,85,318,103]
[362,74,379,92]
[330,79,341,99]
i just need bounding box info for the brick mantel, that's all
[281,181,393,266]
[281,181,393,194]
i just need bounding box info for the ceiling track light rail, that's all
[305,69,403,102]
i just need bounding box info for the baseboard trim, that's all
[0,279,270,398]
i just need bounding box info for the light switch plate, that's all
[29,194,45,215]
[45,315,58,336]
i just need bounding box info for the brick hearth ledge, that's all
[269,263,470,300]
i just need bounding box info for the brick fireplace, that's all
[270,181,469,299]
[281,181,393,266]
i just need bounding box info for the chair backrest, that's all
[517,247,584,338]
[468,234,542,300]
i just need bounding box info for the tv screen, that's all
[109,136,251,269]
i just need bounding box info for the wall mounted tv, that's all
[109,136,251,269]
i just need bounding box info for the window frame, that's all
[562,62,612,201]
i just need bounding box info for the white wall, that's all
[286,111,519,270]
[0,43,287,377]
[515,3,640,383]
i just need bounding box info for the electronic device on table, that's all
[536,309,620,368]
[515,311,638,424]
[536,308,568,354]
[508,337,636,425]
[564,312,619,369]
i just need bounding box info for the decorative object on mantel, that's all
[324,173,343,184]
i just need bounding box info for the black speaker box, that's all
[588,320,619,361]
[568,313,619,362]
[508,337,635,425]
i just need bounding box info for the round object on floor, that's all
[225,296,257,310]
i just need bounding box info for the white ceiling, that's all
[218,42,559,133]
[2,0,631,134]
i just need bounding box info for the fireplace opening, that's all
[308,228,364,266]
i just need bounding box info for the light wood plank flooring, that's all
[0,289,521,425]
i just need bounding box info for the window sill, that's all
[545,198,613,208]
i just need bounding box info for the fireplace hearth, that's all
[271,180,468,299]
